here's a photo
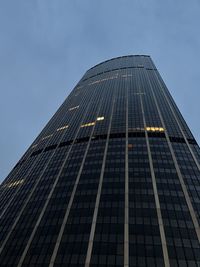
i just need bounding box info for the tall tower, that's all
[0,55,200,267]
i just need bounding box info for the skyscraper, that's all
[0,55,200,267]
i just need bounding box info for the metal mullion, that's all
[153,70,194,138]
[143,68,200,243]
[0,86,86,216]
[32,87,81,143]
[0,87,89,211]
[84,81,116,267]
[1,92,74,185]
[48,83,105,267]
[0,137,54,219]
[124,70,129,267]
[0,85,93,256]
[0,157,34,203]
[137,68,170,267]
[152,70,200,174]
[0,93,80,209]
[16,86,99,267]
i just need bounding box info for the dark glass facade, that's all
[0,55,200,267]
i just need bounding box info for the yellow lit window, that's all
[146,127,164,132]
[81,116,104,128]
[57,125,69,131]
[7,179,24,188]
[69,105,79,111]
[81,122,95,128]
[41,134,53,140]
[96,116,104,121]
[128,144,134,149]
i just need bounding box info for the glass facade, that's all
[0,55,200,267]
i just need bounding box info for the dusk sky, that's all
[0,1,200,181]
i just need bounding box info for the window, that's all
[57,125,69,131]
[146,127,164,132]
[69,106,79,111]
[6,179,24,188]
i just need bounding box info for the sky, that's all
[0,0,200,182]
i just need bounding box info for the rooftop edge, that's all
[86,54,150,73]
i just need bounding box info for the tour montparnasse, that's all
[0,55,200,267]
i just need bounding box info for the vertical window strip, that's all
[138,68,170,267]
[144,67,200,243]
[84,86,116,267]
[48,82,107,267]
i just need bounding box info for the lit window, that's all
[7,179,24,188]
[80,116,104,128]
[89,80,101,85]
[96,116,104,121]
[69,105,79,111]
[128,144,134,149]
[81,122,95,128]
[146,127,164,132]
[88,76,118,85]
[41,134,53,140]
[57,125,69,131]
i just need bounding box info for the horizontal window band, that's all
[86,55,150,72]
[169,136,185,143]
[59,140,73,147]
[30,149,43,157]
[44,144,57,152]
[188,138,197,145]
[82,66,157,83]
[148,132,165,138]
[169,136,197,145]
[28,132,196,160]
[74,137,90,143]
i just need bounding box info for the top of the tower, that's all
[82,55,152,81]
[87,55,150,72]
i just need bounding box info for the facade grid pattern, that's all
[0,55,200,267]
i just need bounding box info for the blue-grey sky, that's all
[0,0,200,181]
